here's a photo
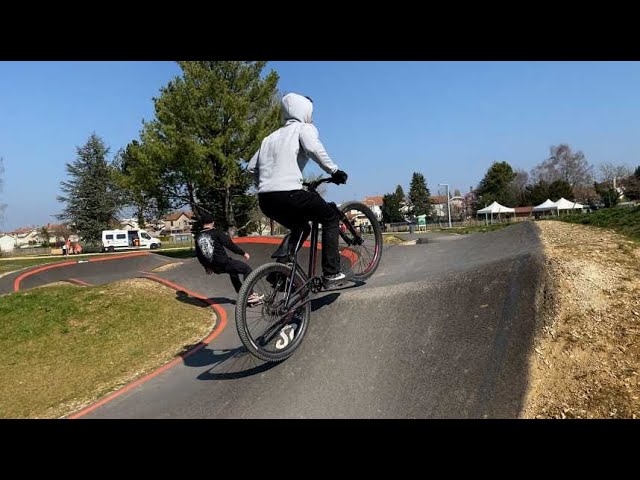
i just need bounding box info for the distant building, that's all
[161,211,194,234]
[428,195,468,221]
[6,226,39,247]
[430,195,448,218]
[2,223,78,249]
[42,223,78,245]
[119,218,140,230]
[362,196,383,221]
[514,206,533,219]
[339,195,386,228]
[0,234,16,252]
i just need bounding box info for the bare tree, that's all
[39,226,50,247]
[508,169,529,206]
[248,203,270,235]
[531,144,593,189]
[598,162,633,184]
[621,175,640,201]
[573,184,599,205]
[51,223,72,247]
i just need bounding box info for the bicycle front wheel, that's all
[338,201,383,281]
[236,262,311,363]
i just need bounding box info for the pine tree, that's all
[382,193,404,223]
[125,61,281,234]
[57,134,123,244]
[408,172,431,217]
[476,161,517,207]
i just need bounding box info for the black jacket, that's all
[195,228,246,270]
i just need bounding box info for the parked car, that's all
[101,229,162,252]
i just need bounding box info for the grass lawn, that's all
[0,256,84,276]
[0,279,215,419]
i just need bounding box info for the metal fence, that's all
[383,216,527,232]
[0,246,52,257]
[0,244,105,258]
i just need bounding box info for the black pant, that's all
[259,190,340,276]
[214,258,252,293]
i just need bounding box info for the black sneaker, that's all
[322,272,348,289]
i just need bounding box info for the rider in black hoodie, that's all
[194,212,263,305]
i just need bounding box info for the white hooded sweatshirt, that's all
[248,93,339,193]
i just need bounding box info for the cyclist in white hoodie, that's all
[248,93,349,288]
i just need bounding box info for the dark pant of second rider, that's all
[211,259,253,293]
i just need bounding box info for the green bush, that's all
[553,206,640,241]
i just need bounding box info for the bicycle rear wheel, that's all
[338,201,383,280]
[236,262,311,363]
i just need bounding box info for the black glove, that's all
[331,169,348,185]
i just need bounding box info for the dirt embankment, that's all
[524,221,640,419]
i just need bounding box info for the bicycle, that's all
[235,176,383,362]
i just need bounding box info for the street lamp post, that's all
[438,183,452,228]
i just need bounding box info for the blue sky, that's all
[1,61,639,231]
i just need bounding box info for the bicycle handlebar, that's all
[302,177,337,191]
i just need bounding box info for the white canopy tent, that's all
[554,197,585,213]
[477,201,516,223]
[533,199,558,216]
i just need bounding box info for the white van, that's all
[101,229,162,252]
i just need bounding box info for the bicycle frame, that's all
[280,201,362,313]
[238,176,381,361]
[280,220,317,312]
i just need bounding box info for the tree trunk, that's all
[136,205,146,229]
[185,182,199,232]
[225,185,236,235]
